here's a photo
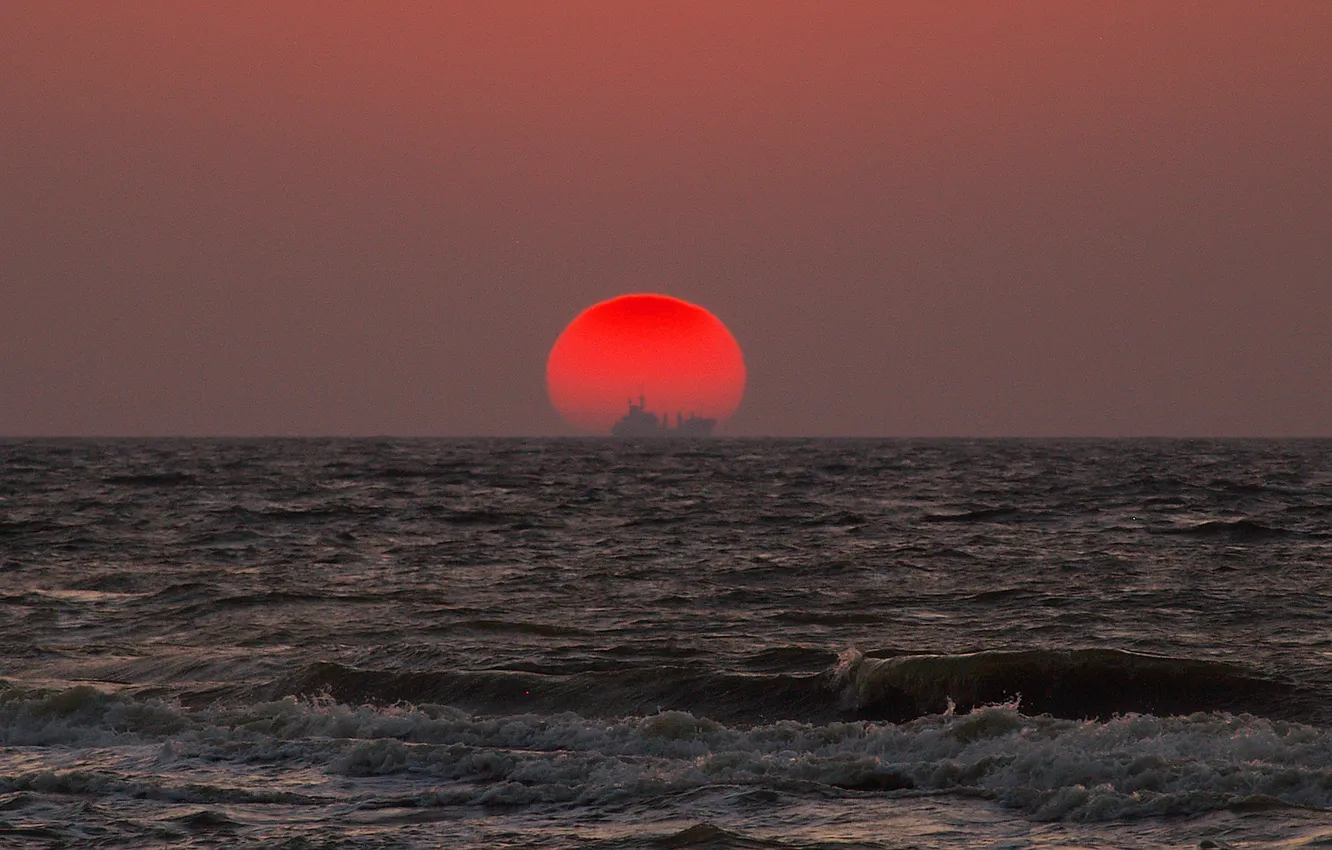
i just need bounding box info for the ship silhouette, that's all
[611,393,716,437]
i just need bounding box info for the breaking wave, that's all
[267,661,836,726]
[837,648,1304,722]
[4,680,1332,822]
[260,646,1310,728]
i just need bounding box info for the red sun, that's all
[547,294,746,433]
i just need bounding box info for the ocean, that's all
[2,438,1332,848]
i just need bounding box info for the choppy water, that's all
[3,438,1332,848]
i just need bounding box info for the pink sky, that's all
[2,3,1329,435]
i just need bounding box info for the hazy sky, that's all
[3,3,1329,436]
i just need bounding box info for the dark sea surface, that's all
[3,438,1332,849]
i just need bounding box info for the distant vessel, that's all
[611,394,716,437]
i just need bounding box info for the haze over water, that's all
[4,438,1332,848]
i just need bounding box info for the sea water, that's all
[2,438,1332,848]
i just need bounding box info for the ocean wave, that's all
[266,646,1313,728]
[921,506,1024,523]
[0,682,188,746]
[101,472,197,486]
[266,662,837,726]
[0,519,59,537]
[652,823,787,848]
[6,683,1332,821]
[0,769,329,806]
[456,618,597,638]
[838,648,1300,721]
[1160,519,1293,539]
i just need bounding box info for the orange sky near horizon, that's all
[2,3,1329,435]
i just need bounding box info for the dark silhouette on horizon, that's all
[610,394,716,437]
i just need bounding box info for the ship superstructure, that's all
[610,394,716,437]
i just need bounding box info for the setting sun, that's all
[546,294,746,434]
